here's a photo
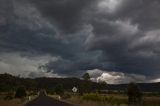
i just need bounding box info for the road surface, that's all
[25,93,75,106]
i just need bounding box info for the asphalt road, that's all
[25,94,75,106]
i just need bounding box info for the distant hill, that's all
[0,73,160,92]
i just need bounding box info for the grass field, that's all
[0,93,37,106]
[0,99,26,106]
[63,93,160,106]
[1,92,160,106]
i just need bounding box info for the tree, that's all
[98,80,107,92]
[15,86,27,98]
[127,82,142,105]
[82,73,90,81]
[80,73,92,94]
[98,80,107,85]
[54,84,64,96]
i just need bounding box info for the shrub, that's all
[127,82,142,105]
[15,86,27,98]
[54,84,64,96]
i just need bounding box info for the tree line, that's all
[0,73,159,105]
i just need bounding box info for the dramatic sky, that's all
[0,0,160,84]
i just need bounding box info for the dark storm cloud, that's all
[41,51,112,76]
[28,0,96,33]
[87,0,160,78]
[113,0,160,31]
[0,0,75,58]
[0,0,160,81]
[0,0,102,77]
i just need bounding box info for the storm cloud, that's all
[0,0,160,83]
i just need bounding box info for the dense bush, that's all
[54,84,64,96]
[46,89,55,95]
[127,82,142,105]
[15,86,27,98]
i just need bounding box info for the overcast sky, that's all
[0,0,160,84]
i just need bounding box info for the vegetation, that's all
[0,73,160,93]
[65,93,160,106]
[82,93,105,101]
[82,73,90,81]
[15,86,27,98]
[4,91,14,100]
[82,93,128,105]
[127,82,142,105]
[0,98,26,106]
[54,84,64,96]
[79,73,92,94]
[65,93,128,106]
[0,73,160,106]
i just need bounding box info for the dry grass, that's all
[142,96,160,105]
[0,94,37,106]
[0,99,26,106]
[65,96,128,106]
[64,94,160,106]
[78,101,128,106]
[144,96,160,101]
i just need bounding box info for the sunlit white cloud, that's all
[150,78,160,83]
[97,73,121,84]
[87,69,146,84]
